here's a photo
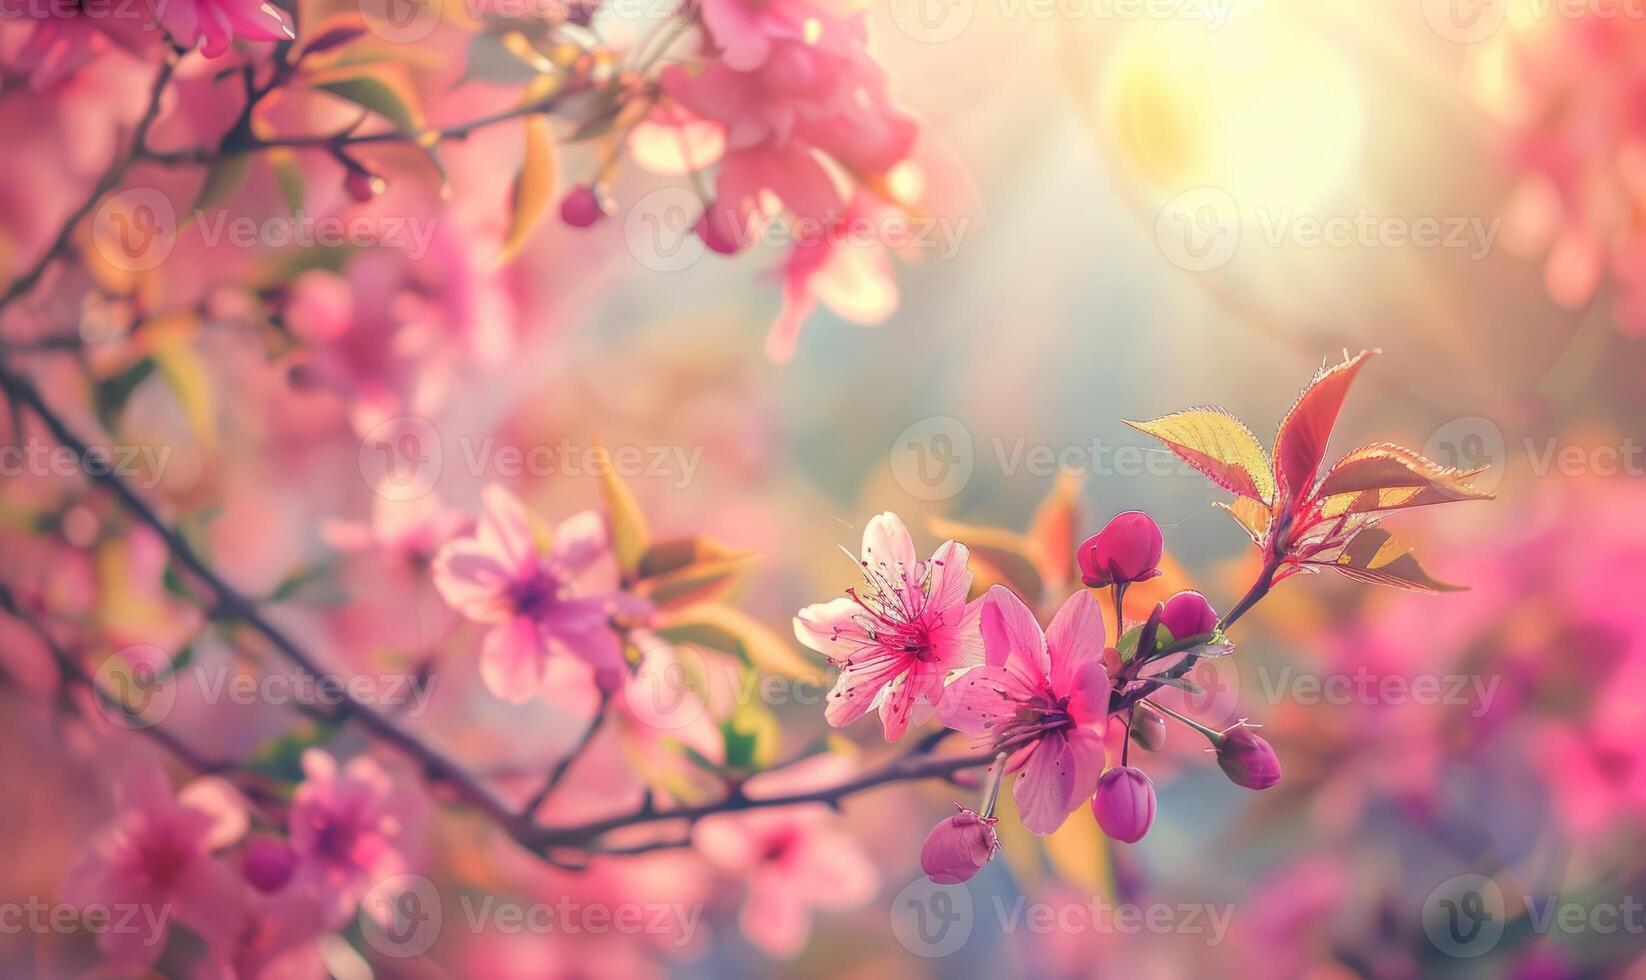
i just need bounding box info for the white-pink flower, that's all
[432,485,646,701]
[939,586,1111,835]
[692,758,878,958]
[794,512,982,740]
[286,750,407,928]
[60,760,249,969]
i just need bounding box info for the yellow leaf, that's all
[1026,470,1084,589]
[927,517,1043,604]
[656,603,821,680]
[1214,497,1271,546]
[591,443,649,579]
[148,318,216,453]
[1125,408,1275,503]
[499,115,559,265]
[1325,526,1465,593]
[1041,805,1113,892]
[1315,442,1494,517]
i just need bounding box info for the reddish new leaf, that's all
[1271,350,1377,505]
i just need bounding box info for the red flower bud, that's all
[1216,727,1281,790]
[1160,590,1218,641]
[560,184,607,228]
[920,805,999,884]
[696,203,747,255]
[1129,704,1167,751]
[1078,511,1164,588]
[242,836,298,894]
[1091,766,1156,843]
[344,169,383,204]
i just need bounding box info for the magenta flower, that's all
[1216,726,1282,790]
[1078,511,1164,588]
[1160,589,1219,641]
[433,485,645,700]
[158,0,294,59]
[938,586,1111,834]
[1091,766,1156,843]
[60,761,249,969]
[795,512,983,740]
[920,805,999,884]
[287,750,407,928]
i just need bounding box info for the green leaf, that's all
[245,721,341,782]
[190,153,252,215]
[93,358,156,433]
[1118,625,1175,664]
[273,155,305,214]
[655,604,819,679]
[316,77,419,134]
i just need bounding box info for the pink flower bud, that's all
[344,169,383,204]
[1091,766,1156,843]
[1160,590,1218,641]
[560,184,607,228]
[696,203,747,255]
[1078,511,1164,588]
[1129,704,1167,751]
[242,836,298,893]
[920,805,999,884]
[1216,727,1281,789]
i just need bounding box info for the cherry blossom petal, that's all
[1046,589,1106,697]
[980,585,1048,680]
[792,596,875,656]
[177,777,250,851]
[1014,732,1086,835]
[479,618,549,702]
[549,510,608,574]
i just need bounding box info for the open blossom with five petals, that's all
[794,512,982,740]
[286,750,408,928]
[939,587,1112,835]
[432,485,648,700]
[60,761,249,969]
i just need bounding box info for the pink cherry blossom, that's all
[766,194,899,363]
[432,485,647,700]
[696,0,864,72]
[939,586,1111,834]
[693,760,878,958]
[795,511,982,740]
[60,760,250,969]
[286,749,408,928]
[158,0,294,59]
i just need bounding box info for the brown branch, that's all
[0,360,1011,864]
[523,691,611,818]
[0,52,178,317]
